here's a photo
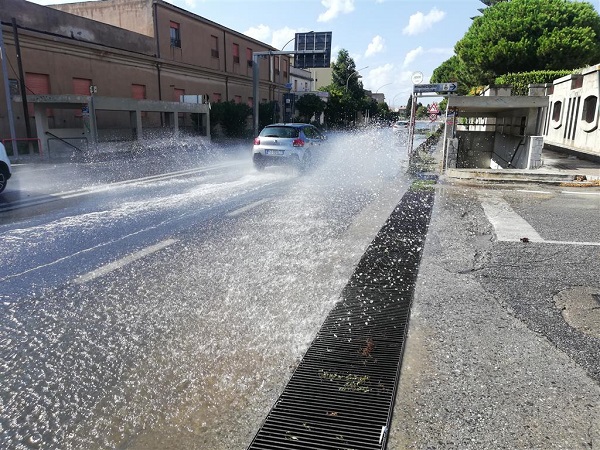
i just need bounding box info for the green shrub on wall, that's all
[495,70,575,95]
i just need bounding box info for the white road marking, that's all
[226,198,270,217]
[479,196,600,246]
[0,161,242,212]
[74,238,178,284]
[516,189,551,195]
[480,196,544,242]
[561,191,600,196]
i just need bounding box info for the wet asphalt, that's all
[388,146,600,449]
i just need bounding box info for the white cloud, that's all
[318,0,355,22]
[403,46,454,68]
[364,63,395,89]
[403,46,424,67]
[243,24,271,42]
[402,8,446,36]
[271,27,298,50]
[365,35,385,57]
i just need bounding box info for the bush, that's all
[209,101,252,137]
[495,69,575,96]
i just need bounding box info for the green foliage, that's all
[495,69,575,95]
[430,56,471,96]
[453,0,600,87]
[258,102,278,130]
[209,101,252,137]
[294,94,326,123]
[321,49,371,128]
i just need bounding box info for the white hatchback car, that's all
[392,120,408,132]
[252,123,326,171]
[0,142,12,194]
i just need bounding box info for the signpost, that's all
[427,102,439,122]
[252,31,332,136]
[294,32,332,69]
[413,82,458,93]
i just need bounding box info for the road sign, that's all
[411,71,423,84]
[294,32,332,69]
[429,113,438,122]
[414,82,458,93]
[428,102,439,114]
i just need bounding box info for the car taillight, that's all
[254,138,261,145]
[292,138,305,147]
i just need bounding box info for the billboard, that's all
[294,32,332,69]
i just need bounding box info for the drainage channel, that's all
[248,186,435,450]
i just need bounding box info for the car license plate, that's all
[266,150,284,156]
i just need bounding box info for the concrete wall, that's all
[456,131,494,168]
[1,0,155,54]
[49,0,155,37]
[544,64,600,158]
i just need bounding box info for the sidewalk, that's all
[445,148,600,185]
[388,141,600,449]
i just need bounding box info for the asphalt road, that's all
[1,128,415,449]
[2,130,598,449]
[390,178,600,449]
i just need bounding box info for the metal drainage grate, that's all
[248,188,435,450]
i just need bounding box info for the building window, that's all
[283,59,288,79]
[132,83,147,117]
[551,100,562,128]
[211,35,219,58]
[170,21,181,47]
[274,56,280,75]
[580,95,598,132]
[213,93,221,103]
[582,95,597,124]
[247,48,253,67]
[25,72,52,117]
[232,43,240,64]
[174,88,185,102]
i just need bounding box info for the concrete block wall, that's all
[545,64,600,157]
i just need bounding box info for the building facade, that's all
[544,64,600,158]
[0,0,290,145]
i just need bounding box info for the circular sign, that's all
[411,71,424,85]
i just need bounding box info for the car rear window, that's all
[259,126,300,138]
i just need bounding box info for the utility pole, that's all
[12,18,32,141]
[0,22,18,157]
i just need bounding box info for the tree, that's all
[209,101,252,137]
[322,49,369,127]
[454,0,600,87]
[294,94,326,123]
[430,56,472,95]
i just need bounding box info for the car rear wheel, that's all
[253,154,266,171]
[0,170,8,194]
[301,150,313,172]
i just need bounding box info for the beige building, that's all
[0,0,290,149]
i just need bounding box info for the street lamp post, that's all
[375,82,393,93]
[345,65,368,91]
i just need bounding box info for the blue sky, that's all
[29,0,600,107]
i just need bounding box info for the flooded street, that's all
[1,128,421,449]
